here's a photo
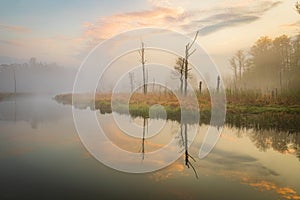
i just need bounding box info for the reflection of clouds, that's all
[146,124,299,200]
[93,112,299,197]
[149,161,186,182]
[98,114,175,153]
[192,146,300,200]
[245,179,300,200]
[88,141,170,171]
[0,110,81,161]
[101,121,166,152]
[93,113,200,173]
[83,127,181,172]
[148,140,300,199]
[200,146,281,176]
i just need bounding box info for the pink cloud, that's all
[0,39,24,46]
[280,20,300,29]
[81,6,187,46]
[0,23,31,33]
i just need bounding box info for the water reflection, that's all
[1,95,299,199]
[126,113,300,163]
[100,111,300,198]
[0,95,70,128]
[126,114,199,177]
[226,112,300,133]
[229,129,300,166]
[238,129,300,161]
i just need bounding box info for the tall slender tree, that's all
[236,50,245,80]
[139,42,147,94]
[183,31,199,96]
[229,56,238,83]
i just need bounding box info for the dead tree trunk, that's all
[180,59,184,94]
[139,42,147,94]
[183,31,198,96]
[216,76,220,93]
[199,81,202,94]
[184,49,188,96]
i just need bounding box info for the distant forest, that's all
[0,58,76,93]
[229,33,300,93]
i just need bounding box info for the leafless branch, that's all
[187,31,199,50]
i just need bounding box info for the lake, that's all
[0,95,299,199]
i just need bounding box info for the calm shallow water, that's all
[0,95,299,200]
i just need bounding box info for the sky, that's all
[0,0,299,72]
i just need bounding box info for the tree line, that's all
[229,34,300,93]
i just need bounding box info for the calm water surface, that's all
[0,95,299,199]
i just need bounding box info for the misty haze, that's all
[0,1,300,200]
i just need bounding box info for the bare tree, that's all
[229,49,246,87]
[216,76,220,93]
[229,56,238,83]
[236,50,245,80]
[183,31,199,96]
[199,81,202,93]
[139,42,147,94]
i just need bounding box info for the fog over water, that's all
[0,61,76,94]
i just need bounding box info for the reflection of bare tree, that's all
[139,117,148,160]
[177,122,198,178]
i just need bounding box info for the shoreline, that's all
[54,93,300,133]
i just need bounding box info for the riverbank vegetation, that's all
[55,90,300,132]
